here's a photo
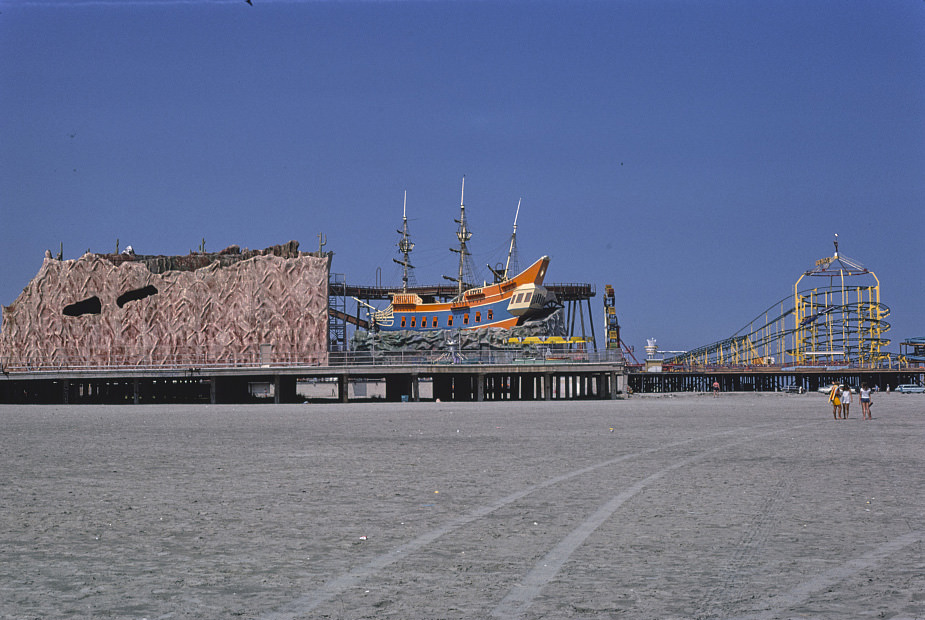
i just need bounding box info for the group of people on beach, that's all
[828,381,873,420]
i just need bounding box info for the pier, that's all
[629,365,924,394]
[0,353,626,405]
[7,358,920,404]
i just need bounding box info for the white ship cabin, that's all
[390,293,423,310]
[507,284,550,316]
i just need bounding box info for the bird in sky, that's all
[245,0,253,5]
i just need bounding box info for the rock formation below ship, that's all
[350,309,566,352]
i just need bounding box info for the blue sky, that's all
[2,0,923,357]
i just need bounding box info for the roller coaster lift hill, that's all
[650,235,899,369]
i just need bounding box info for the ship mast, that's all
[488,198,521,283]
[446,176,473,296]
[504,198,521,279]
[393,190,415,293]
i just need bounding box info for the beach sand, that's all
[1,392,923,619]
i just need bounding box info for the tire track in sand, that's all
[262,426,754,620]
[696,470,794,618]
[489,425,808,619]
[725,529,923,620]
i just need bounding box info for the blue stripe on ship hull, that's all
[383,297,517,332]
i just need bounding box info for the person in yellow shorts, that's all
[828,381,841,419]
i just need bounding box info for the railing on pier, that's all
[628,357,919,374]
[327,349,623,367]
[1,348,624,374]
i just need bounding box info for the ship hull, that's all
[374,256,551,332]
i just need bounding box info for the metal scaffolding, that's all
[666,238,892,368]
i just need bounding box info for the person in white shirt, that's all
[840,384,852,419]
[859,382,872,420]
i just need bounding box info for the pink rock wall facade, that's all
[1,250,330,370]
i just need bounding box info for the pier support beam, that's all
[433,375,453,402]
[277,376,297,403]
[386,375,416,402]
[411,373,420,402]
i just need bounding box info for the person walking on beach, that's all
[828,381,841,419]
[840,384,852,419]
[712,380,720,398]
[859,382,873,420]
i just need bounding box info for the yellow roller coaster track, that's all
[666,237,894,368]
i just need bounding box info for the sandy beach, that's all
[1,392,923,619]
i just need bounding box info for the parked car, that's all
[895,384,925,394]
[818,385,852,394]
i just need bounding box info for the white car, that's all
[895,384,925,394]
[819,385,852,394]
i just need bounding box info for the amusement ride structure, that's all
[665,236,892,368]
